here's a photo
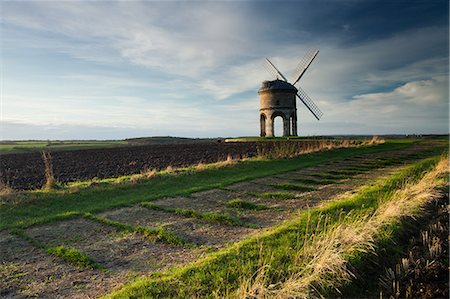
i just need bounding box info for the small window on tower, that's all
[276,100,280,105]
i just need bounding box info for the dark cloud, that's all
[248,0,448,45]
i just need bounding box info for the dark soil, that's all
[0,142,262,190]
[1,140,359,190]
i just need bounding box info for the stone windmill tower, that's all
[259,49,323,137]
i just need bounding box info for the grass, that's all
[226,198,267,210]
[11,228,102,270]
[326,169,363,175]
[46,246,101,270]
[0,140,127,154]
[254,139,376,160]
[1,141,425,231]
[84,213,190,246]
[104,154,447,298]
[377,191,448,298]
[311,173,352,180]
[291,178,338,185]
[248,192,296,200]
[141,202,244,227]
[272,183,317,192]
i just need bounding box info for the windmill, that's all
[258,49,322,137]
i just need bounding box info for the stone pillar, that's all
[266,116,274,137]
[292,114,298,136]
[260,114,266,137]
[283,117,290,137]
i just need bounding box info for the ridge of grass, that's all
[46,246,102,270]
[272,183,317,192]
[104,154,445,299]
[226,198,268,210]
[311,173,352,180]
[10,229,102,270]
[326,169,363,175]
[140,202,245,227]
[291,178,338,185]
[1,141,425,231]
[84,213,191,247]
[248,191,296,200]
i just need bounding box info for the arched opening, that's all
[260,114,266,137]
[273,116,284,137]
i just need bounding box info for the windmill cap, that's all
[258,79,297,93]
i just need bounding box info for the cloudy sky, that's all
[1,0,448,140]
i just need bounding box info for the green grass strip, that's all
[1,141,425,231]
[272,183,317,192]
[249,191,296,199]
[10,229,101,270]
[291,178,337,185]
[311,173,351,180]
[326,169,363,175]
[105,155,442,299]
[46,245,101,270]
[141,202,244,227]
[226,198,267,210]
[84,213,190,247]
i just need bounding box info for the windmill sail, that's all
[262,52,323,121]
[296,86,323,120]
[265,58,288,82]
[292,49,319,86]
[263,60,279,80]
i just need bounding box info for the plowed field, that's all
[0,140,349,190]
[1,142,261,190]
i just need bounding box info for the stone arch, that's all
[270,111,290,137]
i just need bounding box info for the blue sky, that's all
[1,0,448,140]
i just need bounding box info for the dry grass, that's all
[128,154,238,184]
[256,137,385,160]
[376,155,448,223]
[237,213,378,299]
[129,167,158,184]
[41,151,57,190]
[0,180,15,196]
[237,155,448,298]
[379,198,448,298]
[165,165,175,174]
[141,166,158,178]
[0,180,19,205]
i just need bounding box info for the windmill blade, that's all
[265,58,288,82]
[263,60,279,80]
[292,49,319,86]
[296,86,323,121]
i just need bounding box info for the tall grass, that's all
[0,180,15,198]
[237,156,448,298]
[379,196,448,298]
[256,137,384,160]
[41,151,56,190]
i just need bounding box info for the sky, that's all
[1,0,449,140]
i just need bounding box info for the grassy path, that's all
[0,139,447,298]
